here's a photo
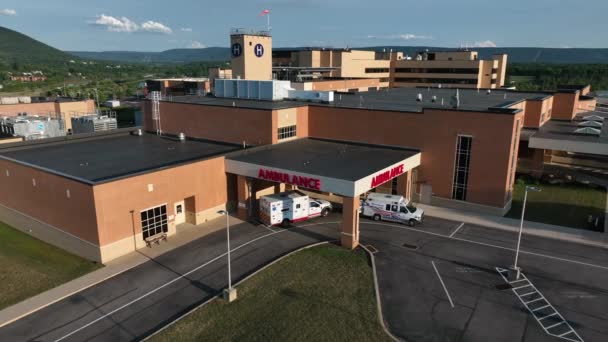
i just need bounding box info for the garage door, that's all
[141,204,168,239]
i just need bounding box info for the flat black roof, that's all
[532,111,608,145]
[227,138,420,181]
[162,95,306,111]
[317,87,548,113]
[162,87,549,114]
[0,131,241,184]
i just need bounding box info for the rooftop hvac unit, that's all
[71,115,118,135]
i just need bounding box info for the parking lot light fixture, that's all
[218,210,237,302]
[513,185,542,279]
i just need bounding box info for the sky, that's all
[0,0,607,52]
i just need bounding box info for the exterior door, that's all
[174,201,185,225]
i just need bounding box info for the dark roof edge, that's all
[0,127,141,153]
[226,137,421,160]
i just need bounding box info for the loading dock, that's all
[225,138,421,249]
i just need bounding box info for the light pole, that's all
[218,210,237,302]
[512,185,541,279]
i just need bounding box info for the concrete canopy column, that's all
[396,170,413,199]
[236,175,251,220]
[341,196,360,249]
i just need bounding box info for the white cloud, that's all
[367,33,433,40]
[189,41,206,48]
[180,28,193,32]
[91,15,172,34]
[472,40,497,47]
[92,14,139,32]
[0,9,17,16]
[141,21,172,34]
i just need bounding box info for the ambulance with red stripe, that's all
[361,193,424,226]
[260,190,332,227]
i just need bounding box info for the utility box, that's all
[71,115,118,134]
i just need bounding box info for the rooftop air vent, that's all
[178,132,186,141]
[574,127,601,135]
[582,115,605,122]
[578,121,603,128]
[416,93,423,102]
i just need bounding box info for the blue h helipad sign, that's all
[254,44,264,57]
[232,43,242,57]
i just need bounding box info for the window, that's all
[452,136,472,201]
[509,120,521,189]
[394,77,478,85]
[277,125,296,140]
[491,79,497,84]
[491,68,498,74]
[296,204,301,209]
[391,205,398,212]
[140,205,168,239]
[394,68,479,74]
[385,204,391,211]
[400,206,408,213]
[365,68,389,73]
[176,205,183,214]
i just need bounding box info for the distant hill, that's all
[71,46,608,64]
[69,48,231,64]
[0,26,74,65]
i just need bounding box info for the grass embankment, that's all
[507,178,606,231]
[152,244,391,342]
[0,222,101,310]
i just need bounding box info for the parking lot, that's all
[358,216,608,342]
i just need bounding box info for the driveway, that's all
[0,219,341,341]
[360,216,608,342]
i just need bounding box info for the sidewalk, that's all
[0,215,241,328]
[418,203,608,250]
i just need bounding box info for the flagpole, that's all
[267,13,270,32]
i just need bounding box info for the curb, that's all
[359,244,402,342]
[142,240,336,341]
[418,206,608,251]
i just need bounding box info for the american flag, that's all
[260,9,270,16]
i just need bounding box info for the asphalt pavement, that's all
[0,219,340,342]
[359,216,608,342]
[2,213,608,342]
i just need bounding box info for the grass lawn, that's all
[151,244,392,342]
[0,222,101,310]
[506,178,606,231]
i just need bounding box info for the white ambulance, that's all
[259,190,332,227]
[361,193,424,226]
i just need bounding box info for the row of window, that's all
[394,78,479,85]
[277,125,297,140]
[394,68,480,74]
[365,68,390,73]
[141,205,168,239]
[452,136,472,201]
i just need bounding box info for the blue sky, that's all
[1,0,607,51]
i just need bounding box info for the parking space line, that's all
[431,261,455,308]
[449,223,465,238]
[364,222,608,271]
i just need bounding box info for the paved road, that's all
[3,213,608,342]
[359,216,608,342]
[0,220,340,341]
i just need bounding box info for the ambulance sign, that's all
[258,169,321,190]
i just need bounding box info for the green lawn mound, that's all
[152,244,392,342]
[507,177,606,231]
[0,222,101,310]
